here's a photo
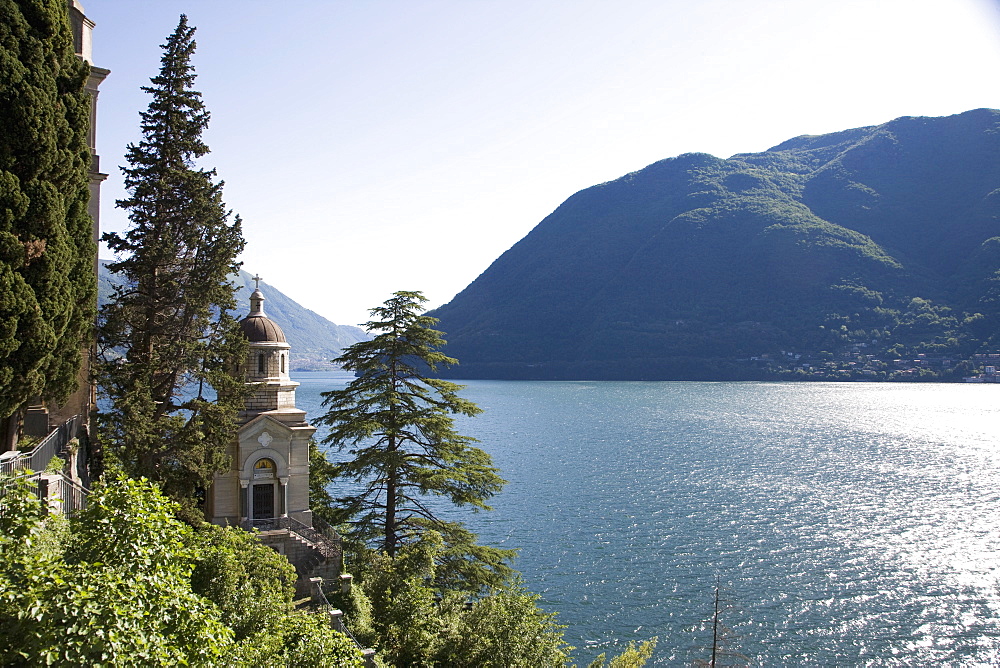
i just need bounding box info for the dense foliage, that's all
[320,530,656,667]
[0,476,232,665]
[432,109,1000,380]
[0,474,363,666]
[338,531,573,667]
[0,0,94,447]
[96,16,247,517]
[318,291,513,591]
[587,639,658,668]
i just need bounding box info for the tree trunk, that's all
[385,433,397,557]
[0,408,22,452]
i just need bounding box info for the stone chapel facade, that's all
[206,284,315,527]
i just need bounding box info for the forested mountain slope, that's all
[432,109,1000,380]
[99,262,366,369]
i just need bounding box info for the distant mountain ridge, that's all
[431,109,1000,380]
[98,261,366,370]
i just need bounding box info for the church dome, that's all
[240,314,286,343]
[239,285,286,343]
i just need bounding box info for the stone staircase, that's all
[246,516,343,597]
[250,518,375,665]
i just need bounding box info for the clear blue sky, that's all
[82,0,1000,327]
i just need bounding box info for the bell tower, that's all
[206,276,315,527]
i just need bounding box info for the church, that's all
[203,278,348,598]
[205,278,315,528]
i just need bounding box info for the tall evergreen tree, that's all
[319,291,513,592]
[0,0,95,450]
[97,15,246,518]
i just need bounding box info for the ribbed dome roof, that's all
[240,315,286,343]
[239,286,286,343]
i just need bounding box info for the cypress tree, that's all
[98,15,246,518]
[0,0,95,449]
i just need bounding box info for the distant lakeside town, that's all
[749,351,1000,383]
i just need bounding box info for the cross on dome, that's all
[247,273,267,318]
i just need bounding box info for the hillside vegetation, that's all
[432,109,1000,380]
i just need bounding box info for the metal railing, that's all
[312,516,346,560]
[0,414,83,476]
[310,577,374,665]
[35,471,89,515]
[0,470,88,516]
[58,475,89,515]
[243,515,344,562]
[0,415,89,516]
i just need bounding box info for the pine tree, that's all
[97,15,246,519]
[0,0,95,449]
[319,291,514,592]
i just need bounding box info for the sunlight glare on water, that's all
[296,376,1000,666]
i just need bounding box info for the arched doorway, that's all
[251,457,277,519]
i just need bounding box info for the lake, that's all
[294,374,1000,666]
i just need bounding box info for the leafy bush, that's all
[0,475,364,667]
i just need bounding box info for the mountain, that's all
[98,261,367,370]
[431,109,1000,380]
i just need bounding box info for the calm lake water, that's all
[294,374,1000,666]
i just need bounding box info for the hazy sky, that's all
[82,0,1000,327]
